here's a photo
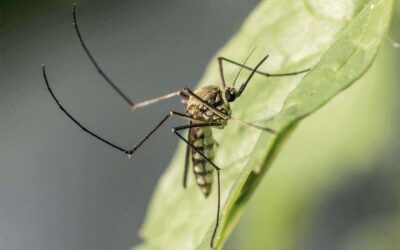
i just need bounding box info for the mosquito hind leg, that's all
[73,3,187,111]
[131,91,188,111]
[173,123,223,248]
[43,65,131,154]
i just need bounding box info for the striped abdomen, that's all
[189,126,215,197]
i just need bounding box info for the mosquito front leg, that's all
[236,55,270,97]
[182,87,230,120]
[217,57,227,89]
[219,48,257,89]
[218,56,311,78]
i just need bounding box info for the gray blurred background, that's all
[2,1,400,250]
[1,0,258,249]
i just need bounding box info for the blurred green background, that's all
[1,1,399,250]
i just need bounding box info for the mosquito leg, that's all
[218,57,227,89]
[44,67,202,157]
[131,91,187,111]
[182,88,230,120]
[126,113,208,156]
[43,63,169,157]
[174,121,219,189]
[219,56,311,78]
[173,123,223,248]
[170,111,205,123]
[212,170,221,248]
[183,122,191,189]
[220,48,257,89]
[179,120,222,189]
[230,116,275,133]
[72,4,187,110]
[43,65,131,154]
[180,120,216,188]
[173,122,222,131]
[237,55,270,97]
[72,3,134,106]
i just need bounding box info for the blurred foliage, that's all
[134,0,394,249]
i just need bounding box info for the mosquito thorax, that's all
[186,85,231,126]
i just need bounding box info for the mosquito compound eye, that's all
[225,90,236,102]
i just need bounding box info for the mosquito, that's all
[42,3,310,248]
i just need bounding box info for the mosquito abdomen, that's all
[190,126,215,197]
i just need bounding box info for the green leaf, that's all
[230,31,400,250]
[134,0,393,249]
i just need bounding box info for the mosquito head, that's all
[224,87,238,102]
